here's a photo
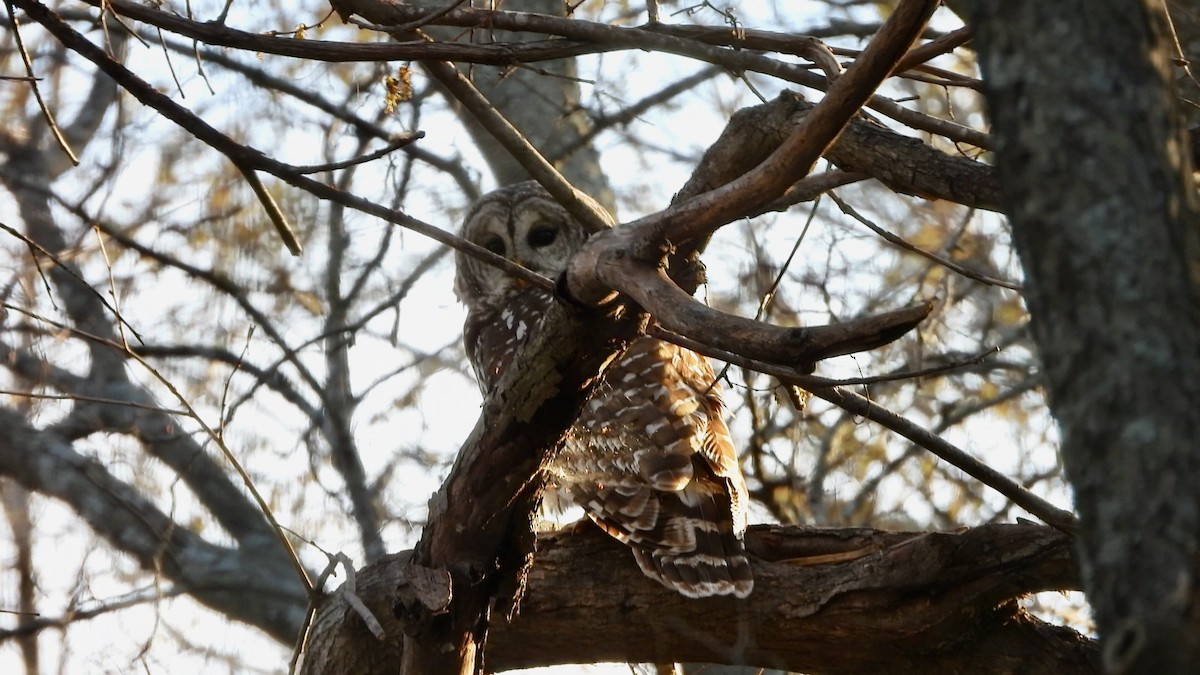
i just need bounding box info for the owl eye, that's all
[527,225,558,248]
[482,236,506,256]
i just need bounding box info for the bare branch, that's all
[86,0,988,147]
[648,0,941,245]
[827,191,1019,289]
[812,386,1078,534]
[894,25,973,73]
[608,260,931,368]
[648,323,1076,533]
[235,163,303,255]
[561,0,939,368]
[420,58,614,233]
[0,407,308,642]
[4,0,79,166]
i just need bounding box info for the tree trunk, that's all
[968,2,1200,671]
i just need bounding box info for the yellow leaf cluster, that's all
[384,66,414,114]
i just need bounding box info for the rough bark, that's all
[394,299,642,674]
[968,2,1200,672]
[299,524,1095,674]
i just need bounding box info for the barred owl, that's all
[454,182,753,598]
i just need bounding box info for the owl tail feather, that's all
[631,546,753,598]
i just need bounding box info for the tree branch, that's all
[562,0,939,367]
[0,407,307,643]
[86,0,987,147]
[395,295,642,673]
[301,524,1096,674]
[420,58,613,233]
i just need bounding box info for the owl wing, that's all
[553,337,753,598]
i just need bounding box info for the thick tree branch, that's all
[681,89,1000,217]
[301,524,1095,674]
[395,298,641,673]
[0,407,307,642]
[644,0,942,246]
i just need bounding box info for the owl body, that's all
[455,182,752,598]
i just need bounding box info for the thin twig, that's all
[0,388,187,415]
[894,25,973,73]
[379,0,470,33]
[0,221,144,343]
[4,0,79,166]
[649,324,1077,534]
[4,303,317,591]
[557,66,723,160]
[828,190,1021,290]
[156,27,185,97]
[0,585,187,640]
[235,163,303,255]
[811,386,1077,534]
[291,133,425,174]
[91,224,131,350]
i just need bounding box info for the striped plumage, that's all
[454,182,752,598]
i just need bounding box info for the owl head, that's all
[454,181,612,304]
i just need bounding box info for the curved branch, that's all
[561,0,939,367]
[595,259,931,368]
[644,0,941,246]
